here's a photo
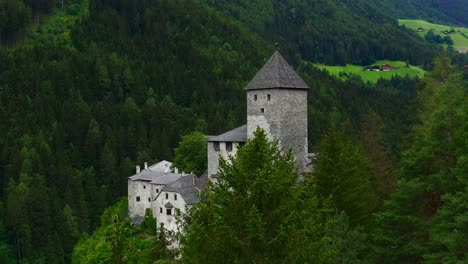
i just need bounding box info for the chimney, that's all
[144,162,148,170]
[192,174,197,186]
[136,165,141,174]
[174,167,179,174]
[164,167,170,174]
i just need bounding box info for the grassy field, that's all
[399,19,468,53]
[313,60,426,83]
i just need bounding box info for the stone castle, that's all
[128,50,311,233]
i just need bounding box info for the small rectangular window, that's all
[156,189,159,193]
[165,193,169,199]
[148,198,151,202]
[160,207,162,213]
[261,108,265,113]
[136,196,140,202]
[143,185,146,189]
[166,209,172,215]
[174,194,177,200]
[214,142,220,151]
[254,94,257,101]
[226,142,233,151]
[267,94,271,101]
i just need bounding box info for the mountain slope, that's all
[200,0,440,66]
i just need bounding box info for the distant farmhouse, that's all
[128,51,313,233]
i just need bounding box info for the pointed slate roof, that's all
[246,51,309,90]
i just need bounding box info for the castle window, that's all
[156,189,159,193]
[143,185,146,189]
[267,94,271,101]
[254,95,257,101]
[136,196,140,202]
[160,207,163,213]
[166,209,172,215]
[261,108,265,113]
[174,194,177,200]
[214,142,220,151]
[148,198,150,202]
[226,142,233,151]
[165,193,169,199]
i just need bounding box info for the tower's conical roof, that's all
[246,51,309,90]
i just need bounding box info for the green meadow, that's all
[313,60,426,83]
[399,19,468,53]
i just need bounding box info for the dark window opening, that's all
[165,193,169,199]
[136,196,140,202]
[166,209,172,215]
[261,108,265,113]
[226,142,233,151]
[156,189,159,193]
[160,207,162,213]
[254,94,257,101]
[148,198,151,202]
[214,142,220,151]
[174,194,177,200]
[143,185,146,189]
[267,94,271,101]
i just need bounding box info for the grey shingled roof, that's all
[208,125,247,142]
[129,170,182,185]
[246,51,309,90]
[163,171,209,205]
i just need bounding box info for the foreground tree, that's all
[181,128,368,263]
[372,55,467,263]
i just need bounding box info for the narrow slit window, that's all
[148,198,150,202]
[156,189,159,193]
[267,94,271,101]
[143,185,146,189]
[165,193,169,199]
[160,207,163,213]
[174,194,177,200]
[254,95,257,101]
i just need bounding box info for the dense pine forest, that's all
[0,0,467,263]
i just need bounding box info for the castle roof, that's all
[163,171,209,205]
[208,125,247,142]
[245,51,309,90]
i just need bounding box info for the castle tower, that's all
[246,51,309,168]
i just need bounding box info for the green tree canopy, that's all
[172,131,207,176]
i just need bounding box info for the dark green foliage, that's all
[72,198,174,264]
[312,128,377,226]
[172,131,207,176]
[181,128,368,263]
[201,0,440,66]
[372,55,467,263]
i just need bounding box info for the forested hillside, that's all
[200,0,440,66]
[371,0,468,26]
[0,0,465,263]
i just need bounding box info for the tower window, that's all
[136,196,140,202]
[261,108,265,113]
[254,95,257,101]
[148,198,150,202]
[156,189,159,193]
[267,94,271,101]
[166,209,172,215]
[160,207,163,213]
[174,194,177,200]
[214,142,220,151]
[165,193,169,199]
[143,185,146,189]
[226,142,233,151]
